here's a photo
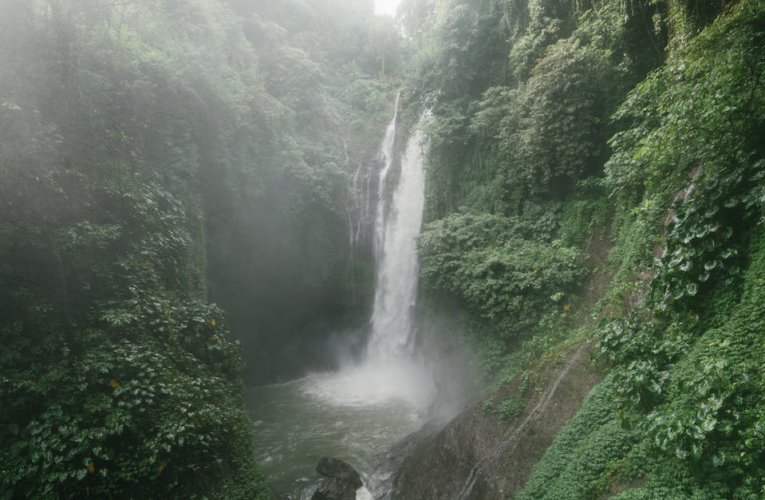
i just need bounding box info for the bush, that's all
[418,212,585,339]
[0,295,269,499]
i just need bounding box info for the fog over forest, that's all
[1,0,764,499]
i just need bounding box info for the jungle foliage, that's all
[0,0,400,497]
[2,0,764,495]
[418,212,584,339]
[407,0,662,364]
[403,0,765,496]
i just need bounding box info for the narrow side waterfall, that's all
[367,118,425,360]
[373,94,400,256]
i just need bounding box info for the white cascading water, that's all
[304,101,434,409]
[367,103,423,360]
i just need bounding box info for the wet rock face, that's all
[311,457,363,500]
[391,345,600,499]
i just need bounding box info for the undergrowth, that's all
[517,2,765,496]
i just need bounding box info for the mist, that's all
[0,1,472,497]
[5,0,762,499]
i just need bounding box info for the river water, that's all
[246,360,433,498]
[247,105,431,499]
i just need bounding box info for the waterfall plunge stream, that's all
[368,96,422,360]
[247,103,434,499]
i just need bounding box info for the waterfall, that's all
[346,93,427,361]
[273,106,434,500]
[367,110,426,360]
[306,103,433,410]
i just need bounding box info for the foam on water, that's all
[302,358,435,409]
[357,486,375,500]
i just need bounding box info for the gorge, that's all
[247,102,435,499]
[1,0,764,499]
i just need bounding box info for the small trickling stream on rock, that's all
[247,103,434,499]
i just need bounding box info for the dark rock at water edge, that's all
[316,457,363,489]
[390,345,600,499]
[311,477,357,500]
[311,457,363,500]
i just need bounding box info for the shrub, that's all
[418,212,585,339]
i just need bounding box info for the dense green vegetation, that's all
[418,212,584,339]
[0,0,400,497]
[2,0,763,496]
[405,0,668,376]
[402,0,765,496]
[218,0,403,381]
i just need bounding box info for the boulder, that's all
[311,457,363,500]
[316,457,363,489]
[311,477,356,500]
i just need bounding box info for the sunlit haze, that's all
[375,0,401,16]
[2,0,753,498]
